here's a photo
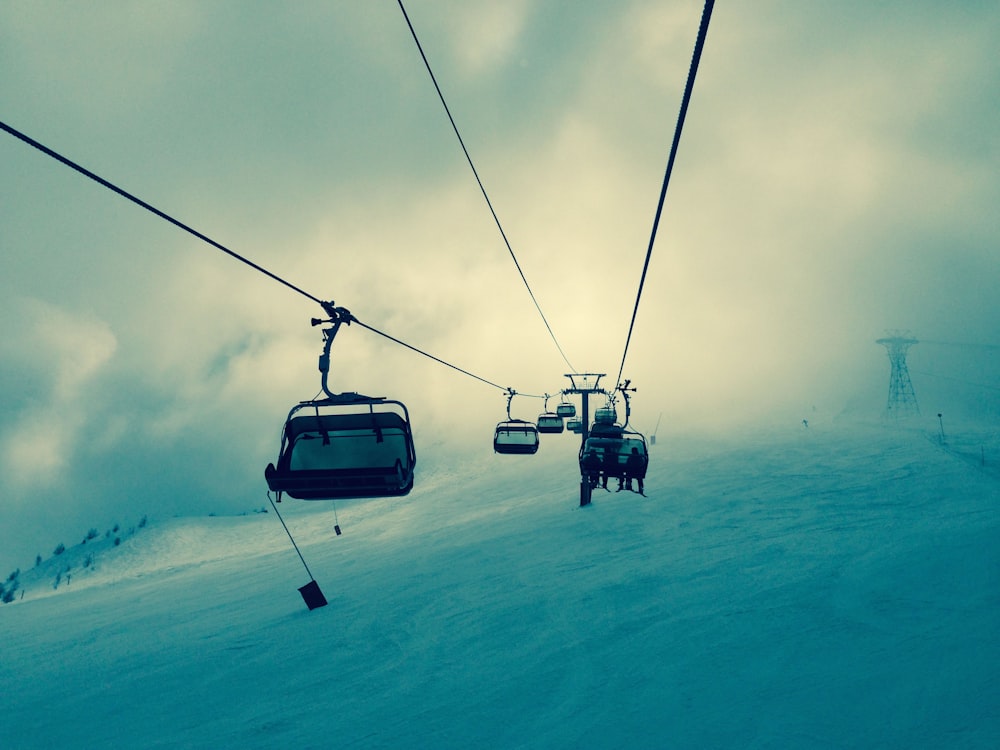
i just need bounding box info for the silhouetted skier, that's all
[582,450,602,489]
[601,449,619,490]
[624,446,645,495]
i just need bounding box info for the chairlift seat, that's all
[266,404,416,501]
[494,420,539,454]
[536,413,565,434]
[594,406,617,425]
[556,402,576,418]
[578,434,648,479]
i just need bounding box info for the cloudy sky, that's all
[2,0,997,570]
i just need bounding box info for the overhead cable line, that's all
[910,369,1000,393]
[0,119,323,307]
[0,117,529,395]
[396,0,577,374]
[614,0,715,388]
[351,318,506,391]
[920,339,1000,351]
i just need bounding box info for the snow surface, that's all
[2,419,998,749]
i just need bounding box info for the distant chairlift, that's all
[494,389,540,455]
[593,403,617,426]
[537,412,565,434]
[556,394,576,418]
[536,394,565,434]
[590,398,624,438]
[264,304,416,501]
[579,381,649,489]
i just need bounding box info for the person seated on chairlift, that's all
[601,449,619,490]
[582,449,603,488]
[623,446,645,495]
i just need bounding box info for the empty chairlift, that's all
[594,404,617,426]
[494,419,540,454]
[590,401,623,438]
[266,396,416,500]
[556,396,576,418]
[265,303,417,501]
[494,389,540,454]
[536,394,564,434]
[536,412,565,434]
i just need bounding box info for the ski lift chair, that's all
[264,304,418,502]
[494,419,540,454]
[536,412,565,434]
[266,397,416,500]
[578,433,648,482]
[594,405,617,425]
[493,389,541,454]
[556,400,576,418]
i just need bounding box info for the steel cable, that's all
[615,0,715,388]
[396,0,577,373]
[0,118,524,394]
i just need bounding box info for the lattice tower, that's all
[876,335,919,418]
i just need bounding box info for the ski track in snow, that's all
[1,420,998,749]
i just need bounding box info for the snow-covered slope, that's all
[1,420,997,749]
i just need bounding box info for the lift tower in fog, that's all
[564,373,608,507]
[876,334,919,419]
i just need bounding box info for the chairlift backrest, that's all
[589,422,624,439]
[284,412,411,471]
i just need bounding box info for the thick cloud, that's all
[1,1,997,570]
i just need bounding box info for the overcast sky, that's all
[2,1,997,570]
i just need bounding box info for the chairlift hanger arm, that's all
[0,119,554,403]
[312,302,355,399]
[616,379,637,426]
[505,387,516,420]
